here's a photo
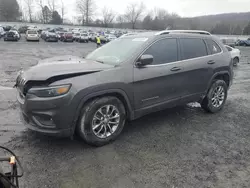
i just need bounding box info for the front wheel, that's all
[77,97,126,146]
[201,80,228,113]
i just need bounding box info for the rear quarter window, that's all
[205,39,222,55]
[180,38,208,60]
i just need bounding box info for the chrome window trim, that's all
[134,37,223,68]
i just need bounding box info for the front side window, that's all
[180,38,207,60]
[206,39,222,54]
[143,38,178,65]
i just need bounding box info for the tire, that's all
[77,96,126,147]
[201,80,228,113]
[233,57,239,66]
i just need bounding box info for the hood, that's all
[22,55,113,81]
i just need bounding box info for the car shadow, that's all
[13,104,203,150]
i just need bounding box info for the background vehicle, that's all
[61,32,74,42]
[16,31,233,147]
[221,38,237,47]
[235,38,250,46]
[45,31,58,42]
[4,31,19,41]
[0,26,5,38]
[79,33,89,43]
[73,32,81,41]
[26,30,40,41]
[225,45,241,66]
[18,26,29,34]
[106,34,117,42]
[90,33,97,42]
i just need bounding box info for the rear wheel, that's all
[233,57,239,66]
[201,80,228,113]
[77,96,126,146]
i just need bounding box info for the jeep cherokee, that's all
[16,31,233,146]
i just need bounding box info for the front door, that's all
[133,38,183,110]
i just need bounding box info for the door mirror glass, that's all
[136,54,153,67]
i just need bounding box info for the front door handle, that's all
[171,67,181,72]
[207,60,215,65]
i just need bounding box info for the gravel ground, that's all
[0,36,250,188]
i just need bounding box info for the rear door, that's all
[177,38,214,102]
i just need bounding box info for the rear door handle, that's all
[170,67,181,72]
[207,60,215,65]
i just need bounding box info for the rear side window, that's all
[206,39,222,54]
[143,38,178,65]
[180,38,207,60]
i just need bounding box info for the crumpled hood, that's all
[22,55,113,81]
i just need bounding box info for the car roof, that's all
[122,30,215,40]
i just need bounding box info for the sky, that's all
[19,0,250,21]
[63,0,250,17]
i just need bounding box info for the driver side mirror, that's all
[136,54,153,67]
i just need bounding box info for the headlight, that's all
[28,84,71,98]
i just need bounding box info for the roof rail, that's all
[155,30,211,36]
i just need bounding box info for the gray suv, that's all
[16,31,233,146]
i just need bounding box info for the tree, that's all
[24,0,34,22]
[76,0,95,25]
[124,2,145,29]
[37,0,45,23]
[116,15,125,28]
[50,11,62,24]
[243,22,250,35]
[142,14,153,30]
[0,0,21,21]
[60,0,66,23]
[42,5,51,23]
[102,7,115,27]
[48,0,56,12]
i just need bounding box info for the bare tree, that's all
[48,0,56,12]
[116,14,125,28]
[76,0,95,25]
[60,0,66,23]
[124,2,145,29]
[102,7,115,27]
[24,0,34,22]
[37,0,45,23]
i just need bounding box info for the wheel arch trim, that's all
[71,89,134,134]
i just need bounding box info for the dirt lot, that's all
[0,37,250,188]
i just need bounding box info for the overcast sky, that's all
[19,0,250,21]
[62,0,250,18]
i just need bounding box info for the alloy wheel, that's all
[211,86,225,108]
[92,105,120,139]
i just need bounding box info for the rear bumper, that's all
[27,37,39,41]
[46,37,58,42]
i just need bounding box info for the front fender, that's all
[70,88,134,134]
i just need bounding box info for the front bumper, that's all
[17,90,75,137]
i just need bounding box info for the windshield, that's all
[85,37,148,65]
